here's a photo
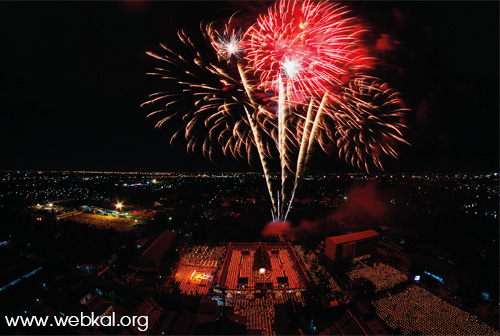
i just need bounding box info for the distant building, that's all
[325,230,379,263]
[410,252,478,294]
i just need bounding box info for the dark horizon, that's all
[0,169,498,175]
[1,1,498,173]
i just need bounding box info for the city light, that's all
[1,169,498,336]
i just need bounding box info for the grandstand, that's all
[325,230,379,263]
[217,242,309,291]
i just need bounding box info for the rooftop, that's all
[327,230,379,245]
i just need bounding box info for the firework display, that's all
[143,0,409,221]
[329,77,409,172]
[246,0,367,102]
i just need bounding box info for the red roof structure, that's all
[129,230,175,271]
[131,297,165,335]
[142,230,175,265]
[328,230,379,245]
[253,242,272,272]
[85,295,114,316]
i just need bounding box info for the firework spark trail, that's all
[278,75,288,219]
[277,190,281,221]
[243,105,277,218]
[210,23,281,219]
[284,99,315,220]
[243,103,278,219]
[305,92,329,163]
[236,63,278,218]
[284,91,328,221]
[212,29,244,61]
[246,0,364,102]
[329,77,410,172]
[143,28,254,163]
[212,23,288,219]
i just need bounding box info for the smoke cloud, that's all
[261,181,389,240]
[328,180,388,223]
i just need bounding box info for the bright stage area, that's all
[173,245,227,295]
[188,271,214,284]
[173,243,309,295]
[175,266,217,295]
[217,242,309,290]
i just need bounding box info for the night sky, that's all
[0,1,498,173]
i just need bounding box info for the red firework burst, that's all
[246,0,369,102]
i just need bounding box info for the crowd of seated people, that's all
[228,290,304,336]
[67,213,136,231]
[349,262,408,292]
[373,286,499,336]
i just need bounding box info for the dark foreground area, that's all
[0,171,498,335]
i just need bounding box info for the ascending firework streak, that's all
[284,92,328,220]
[278,75,286,220]
[234,56,279,219]
[240,84,278,218]
[245,0,369,220]
[213,26,282,220]
[143,0,410,222]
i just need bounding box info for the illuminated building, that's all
[217,242,309,291]
[325,230,379,263]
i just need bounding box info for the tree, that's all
[353,278,376,300]
[303,282,333,313]
[170,280,182,294]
